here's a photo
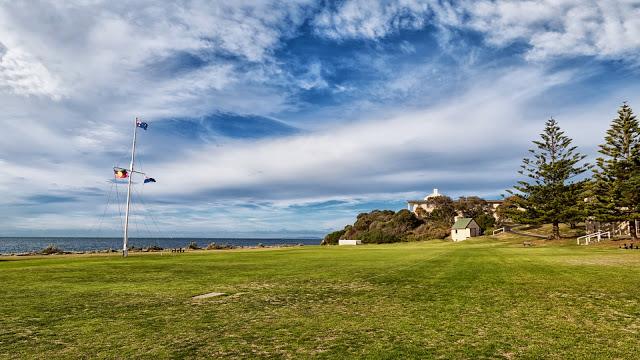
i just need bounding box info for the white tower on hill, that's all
[424,188,442,200]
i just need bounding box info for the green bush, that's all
[475,213,496,234]
[187,241,200,250]
[40,244,64,255]
[321,229,346,245]
[324,207,454,244]
[412,223,450,240]
[206,243,235,250]
[360,229,400,244]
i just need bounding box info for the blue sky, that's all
[1,0,640,237]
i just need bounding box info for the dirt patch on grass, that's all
[192,292,226,300]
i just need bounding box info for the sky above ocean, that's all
[1,1,640,237]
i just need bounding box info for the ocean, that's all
[0,237,320,254]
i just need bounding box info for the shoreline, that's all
[0,243,311,258]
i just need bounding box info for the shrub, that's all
[41,244,64,255]
[325,209,428,244]
[206,243,236,250]
[360,229,400,244]
[145,245,163,252]
[475,213,496,234]
[321,229,346,245]
[187,241,200,250]
[412,223,450,240]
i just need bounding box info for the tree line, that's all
[322,102,640,245]
[503,102,640,240]
[321,196,498,245]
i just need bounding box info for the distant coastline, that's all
[0,237,319,256]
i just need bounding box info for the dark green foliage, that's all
[474,213,496,234]
[321,229,346,245]
[425,196,456,226]
[390,209,424,232]
[590,103,640,238]
[454,197,496,233]
[409,223,450,240]
[335,209,429,244]
[454,196,488,219]
[495,195,522,225]
[507,118,590,240]
[206,243,236,250]
[360,229,400,243]
[353,210,395,231]
[40,245,64,255]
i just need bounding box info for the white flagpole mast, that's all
[123,117,139,257]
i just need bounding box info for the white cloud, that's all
[143,66,579,200]
[314,0,431,40]
[440,0,640,62]
[0,0,316,111]
[1,1,640,236]
[313,0,640,63]
[0,46,65,100]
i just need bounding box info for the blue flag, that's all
[136,119,148,130]
[144,177,156,184]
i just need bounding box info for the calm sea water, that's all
[0,237,320,254]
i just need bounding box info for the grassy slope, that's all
[1,238,639,359]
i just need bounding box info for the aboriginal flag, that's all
[114,168,129,179]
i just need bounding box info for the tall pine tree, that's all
[590,102,640,239]
[508,118,590,240]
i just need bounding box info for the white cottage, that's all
[451,218,480,242]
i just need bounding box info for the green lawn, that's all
[1,238,639,359]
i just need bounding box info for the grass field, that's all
[1,236,640,359]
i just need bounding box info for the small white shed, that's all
[451,218,481,242]
[339,239,362,246]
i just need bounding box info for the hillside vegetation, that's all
[322,196,499,245]
[322,209,450,245]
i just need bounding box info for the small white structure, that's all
[451,218,480,242]
[339,239,362,246]
[406,188,444,213]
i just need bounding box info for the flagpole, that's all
[123,117,138,257]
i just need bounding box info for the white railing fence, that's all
[577,231,611,245]
[492,227,505,235]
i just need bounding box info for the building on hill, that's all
[451,218,480,241]
[406,188,444,213]
[485,200,504,218]
[406,188,504,219]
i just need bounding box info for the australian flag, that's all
[136,119,148,130]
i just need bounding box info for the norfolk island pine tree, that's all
[589,102,640,239]
[506,118,591,240]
